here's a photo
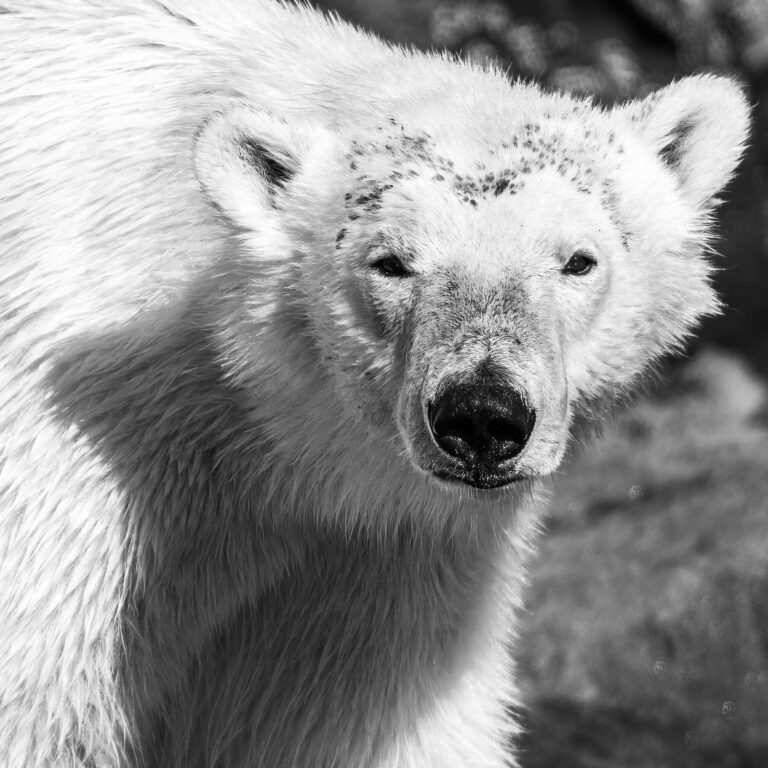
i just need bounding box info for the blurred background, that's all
[310,2,768,766]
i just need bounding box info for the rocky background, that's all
[310,2,768,765]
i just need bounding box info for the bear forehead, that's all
[336,116,630,249]
[340,118,624,223]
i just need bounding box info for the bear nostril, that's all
[487,416,526,446]
[431,413,473,442]
[429,383,535,466]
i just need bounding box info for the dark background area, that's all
[309,2,768,766]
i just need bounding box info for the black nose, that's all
[429,383,535,466]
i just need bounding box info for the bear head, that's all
[194,75,749,503]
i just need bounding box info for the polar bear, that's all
[0,1,749,766]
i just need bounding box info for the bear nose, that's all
[428,383,535,466]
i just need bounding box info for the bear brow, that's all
[367,231,414,259]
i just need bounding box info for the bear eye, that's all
[562,251,597,276]
[371,255,412,278]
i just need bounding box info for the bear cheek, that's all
[393,329,443,464]
[366,286,410,346]
[553,261,616,392]
[306,279,407,434]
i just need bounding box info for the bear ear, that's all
[194,106,336,229]
[614,75,750,210]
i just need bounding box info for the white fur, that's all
[0,1,749,766]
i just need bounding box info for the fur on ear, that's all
[615,75,750,210]
[193,106,335,230]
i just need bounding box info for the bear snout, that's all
[428,382,536,473]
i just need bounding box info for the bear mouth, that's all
[431,467,530,490]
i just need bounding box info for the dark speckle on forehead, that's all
[342,128,449,223]
[444,122,626,212]
[334,227,347,249]
[339,118,628,244]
